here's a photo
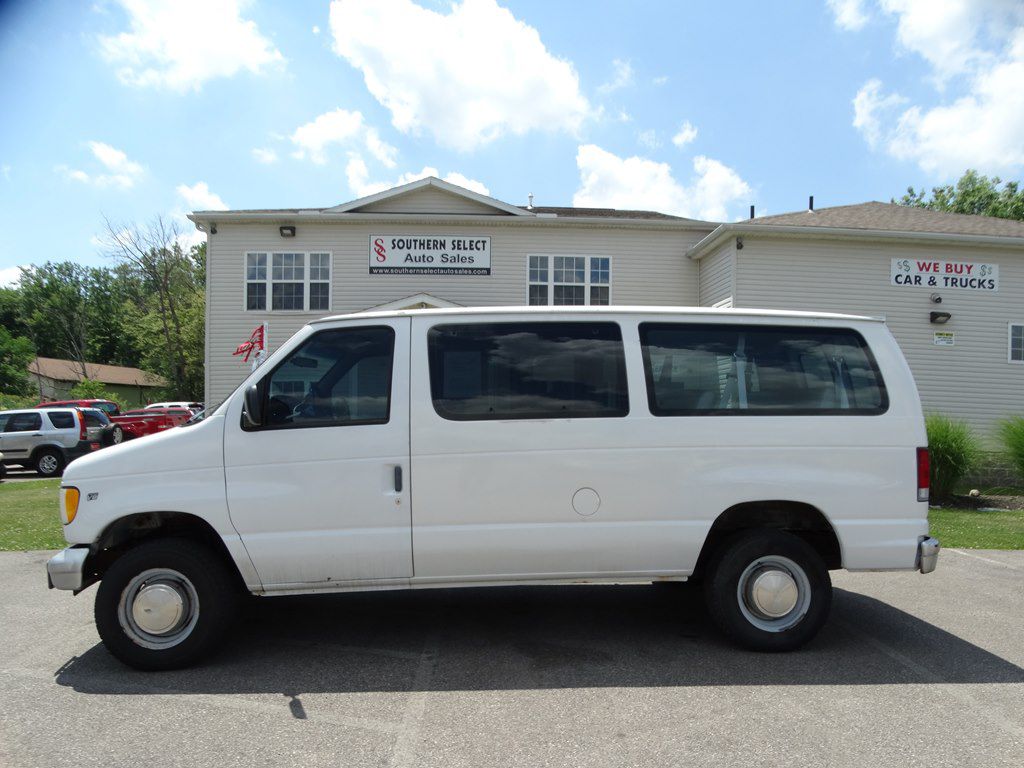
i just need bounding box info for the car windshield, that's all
[82,410,110,426]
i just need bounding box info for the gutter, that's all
[687,222,1024,259]
[186,211,717,233]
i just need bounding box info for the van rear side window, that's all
[640,323,888,415]
[428,322,629,421]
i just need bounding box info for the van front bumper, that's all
[917,536,940,574]
[46,546,90,591]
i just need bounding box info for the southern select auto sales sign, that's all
[369,235,491,275]
[891,258,999,292]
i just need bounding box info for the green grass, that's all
[929,507,1024,550]
[0,479,64,550]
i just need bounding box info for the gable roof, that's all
[688,201,1024,259]
[29,357,167,388]
[745,201,1024,238]
[325,176,530,216]
[188,177,717,230]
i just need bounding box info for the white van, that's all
[47,307,939,669]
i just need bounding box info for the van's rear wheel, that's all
[704,530,831,651]
[95,538,238,670]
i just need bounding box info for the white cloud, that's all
[827,0,869,31]
[615,109,632,123]
[637,130,661,150]
[346,156,489,198]
[329,0,591,151]
[98,0,284,91]
[290,108,398,167]
[672,120,698,148]
[849,3,1024,176]
[252,147,278,164]
[598,58,633,94]
[0,265,25,287]
[312,25,321,35]
[573,144,751,222]
[1,164,9,181]
[652,75,669,86]
[176,181,228,211]
[56,140,144,189]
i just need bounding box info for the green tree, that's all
[896,169,1024,220]
[0,325,34,395]
[18,262,95,378]
[68,378,118,401]
[103,219,205,398]
[0,285,30,339]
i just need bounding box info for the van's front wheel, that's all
[95,539,238,670]
[704,530,831,651]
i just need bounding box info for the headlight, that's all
[60,487,80,525]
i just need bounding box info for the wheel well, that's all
[30,444,65,462]
[90,512,246,591]
[693,501,842,576]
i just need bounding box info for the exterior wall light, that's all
[279,226,296,238]
[930,311,951,324]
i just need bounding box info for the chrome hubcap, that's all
[748,568,799,618]
[112,429,123,444]
[118,569,199,649]
[132,583,187,635]
[737,555,811,632]
[39,455,58,474]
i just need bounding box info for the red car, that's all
[110,408,192,440]
[37,399,121,416]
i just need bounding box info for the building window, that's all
[528,255,611,306]
[246,252,332,312]
[1010,323,1024,363]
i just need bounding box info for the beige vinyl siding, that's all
[354,188,508,215]
[735,236,1024,441]
[697,240,734,307]
[206,222,706,403]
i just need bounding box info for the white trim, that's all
[323,176,531,217]
[244,251,333,313]
[687,222,1024,260]
[526,254,613,306]
[364,293,463,311]
[1009,322,1024,364]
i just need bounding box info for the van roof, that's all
[310,305,885,325]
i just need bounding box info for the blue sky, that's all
[1,0,1022,281]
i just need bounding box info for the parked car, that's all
[79,408,124,446]
[145,401,203,413]
[47,307,939,670]
[37,399,121,416]
[109,408,191,440]
[0,452,5,481]
[1,408,101,477]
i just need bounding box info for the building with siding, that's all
[28,357,167,407]
[190,178,1024,440]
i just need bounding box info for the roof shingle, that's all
[29,357,166,388]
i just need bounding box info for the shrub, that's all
[0,392,37,410]
[999,416,1024,482]
[925,413,981,500]
[69,378,118,402]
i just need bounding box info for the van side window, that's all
[261,326,394,428]
[48,412,77,429]
[640,323,887,415]
[427,322,629,421]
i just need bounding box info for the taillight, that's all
[917,447,930,503]
[76,410,87,441]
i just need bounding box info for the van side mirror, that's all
[242,384,264,429]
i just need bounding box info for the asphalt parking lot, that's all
[1,548,1021,768]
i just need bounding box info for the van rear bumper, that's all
[917,536,940,574]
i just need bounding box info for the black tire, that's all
[34,448,65,478]
[105,425,124,446]
[95,538,239,670]
[703,529,832,652]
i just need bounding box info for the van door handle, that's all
[394,465,403,493]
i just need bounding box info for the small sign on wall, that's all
[891,258,998,291]
[370,235,491,275]
[933,331,955,346]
